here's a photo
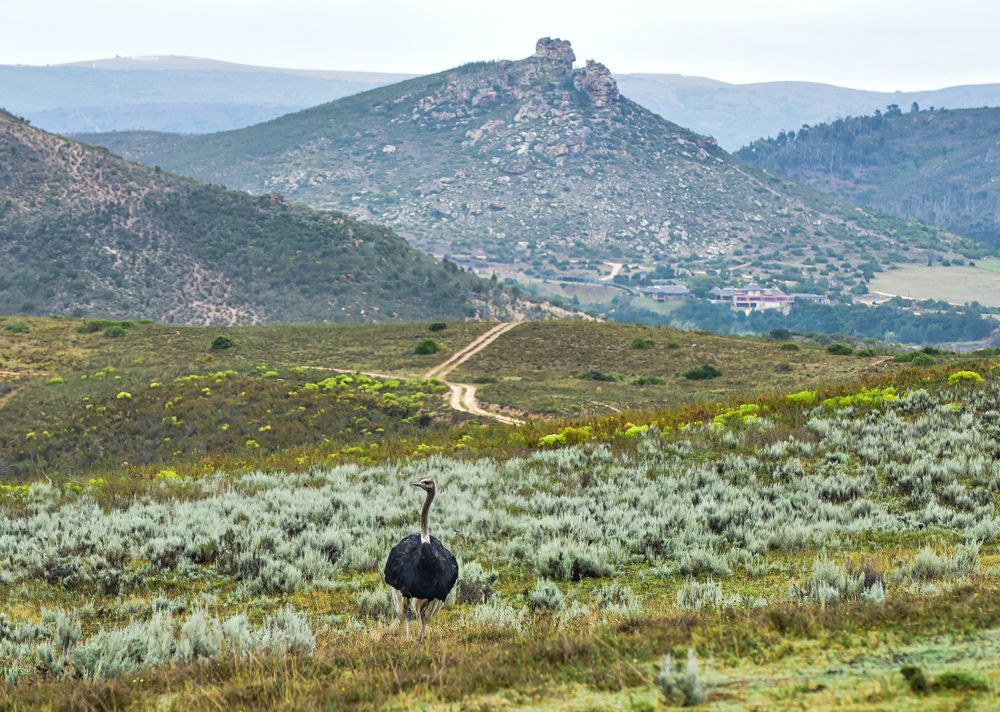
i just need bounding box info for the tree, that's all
[910,101,920,113]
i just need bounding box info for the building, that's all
[730,284,794,313]
[642,285,691,302]
[708,287,735,302]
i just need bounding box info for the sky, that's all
[2,0,998,91]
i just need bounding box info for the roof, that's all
[643,285,690,295]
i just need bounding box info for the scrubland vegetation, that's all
[1,317,999,709]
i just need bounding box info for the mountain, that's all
[737,107,1000,250]
[615,75,1000,150]
[0,58,413,134]
[78,39,966,295]
[0,109,534,324]
[6,55,1000,148]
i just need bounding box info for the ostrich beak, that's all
[411,481,422,488]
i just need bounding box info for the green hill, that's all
[737,106,1000,250]
[79,39,968,295]
[0,109,536,323]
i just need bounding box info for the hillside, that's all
[79,39,968,292]
[737,107,1000,250]
[0,59,411,134]
[616,74,1000,149]
[0,109,533,323]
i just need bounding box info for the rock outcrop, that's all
[574,60,620,110]
[534,37,575,64]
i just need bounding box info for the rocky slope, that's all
[738,107,1000,250]
[0,110,535,324]
[81,39,962,287]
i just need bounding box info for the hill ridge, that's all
[0,109,543,323]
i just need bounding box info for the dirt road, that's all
[424,322,523,425]
[305,323,524,425]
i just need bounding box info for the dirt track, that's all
[305,323,524,425]
[424,322,524,425]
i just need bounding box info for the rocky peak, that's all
[574,60,620,110]
[534,37,575,64]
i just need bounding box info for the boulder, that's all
[534,37,576,64]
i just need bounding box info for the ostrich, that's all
[384,476,459,643]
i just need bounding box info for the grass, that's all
[869,264,1000,307]
[451,320,910,416]
[1,318,999,709]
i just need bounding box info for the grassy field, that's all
[515,277,625,308]
[978,258,1000,273]
[2,365,999,709]
[2,317,999,710]
[869,264,1000,307]
[453,320,908,416]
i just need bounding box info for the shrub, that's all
[901,665,929,694]
[683,364,722,380]
[210,336,235,351]
[3,322,29,333]
[575,369,622,382]
[537,426,592,448]
[894,351,935,366]
[413,339,442,355]
[46,376,65,385]
[634,375,665,386]
[826,343,854,355]
[776,362,793,372]
[789,556,885,606]
[658,649,707,706]
[677,549,732,577]
[780,342,800,351]
[455,561,498,604]
[900,543,980,581]
[622,423,650,437]
[535,542,612,581]
[593,582,640,616]
[948,370,983,385]
[428,322,448,332]
[675,579,723,611]
[527,580,564,611]
[856,348,878,357]
[104,326,127,338]
[786,390,817,407]
[630,337,655,350]
[356,589,395,620]
[471,598,524,632]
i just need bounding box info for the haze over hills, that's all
[615,75,1000,150]
[0,57,412,133]
[0,109,533,324]
[79,38,966,297]
[4,54,1000,146]
[738,107,1000,250]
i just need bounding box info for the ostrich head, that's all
[412,477,436,493]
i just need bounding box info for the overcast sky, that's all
[2,0,997,91]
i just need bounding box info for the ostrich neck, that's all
[420,489,434,544]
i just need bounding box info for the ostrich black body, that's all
[384,534,459,601]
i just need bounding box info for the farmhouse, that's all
[642,285,691,302]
